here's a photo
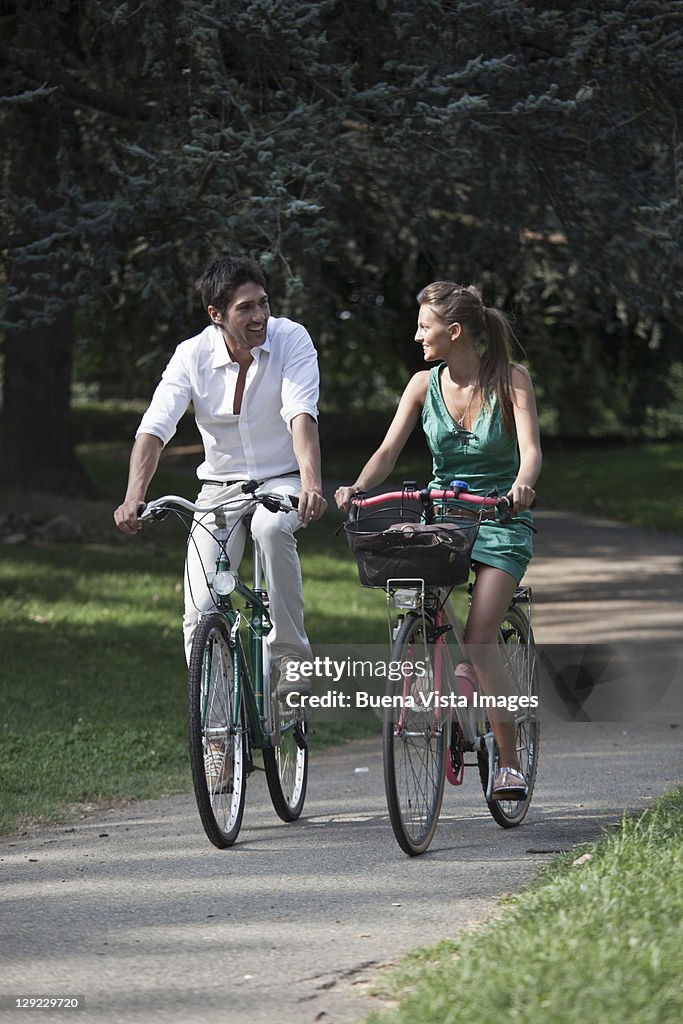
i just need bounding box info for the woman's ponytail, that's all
[480,306,515,432]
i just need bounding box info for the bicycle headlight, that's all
[393,589,421,609]
[212,570,237,596]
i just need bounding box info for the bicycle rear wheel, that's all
[188,612,248,848]
[264,706,309,821]
[384,613,446,856]
[478,604,540,827]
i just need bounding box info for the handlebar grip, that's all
[500,493,537,522]
[506,494,538,510]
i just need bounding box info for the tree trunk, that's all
[1,306,93,496]
[1,51,92,497]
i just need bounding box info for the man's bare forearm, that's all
[114,433,163,533]
[291,413,326,525]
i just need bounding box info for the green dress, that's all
[421,364,533,583]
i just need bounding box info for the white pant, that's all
[182,477,311,666]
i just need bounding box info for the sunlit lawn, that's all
[1,438,680,832]
[0,507,391,832]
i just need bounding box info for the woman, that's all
[335,282,542,799]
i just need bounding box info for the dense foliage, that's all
[1,1,682,486]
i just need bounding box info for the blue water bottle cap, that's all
[450,479,469,491]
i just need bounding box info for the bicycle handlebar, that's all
[138,484,299,523]
[351,487,506,509]
[347,483,536,528]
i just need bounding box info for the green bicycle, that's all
[140,481,309,849]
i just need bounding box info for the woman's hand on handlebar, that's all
[334,485,358,513]
[507,484,536,514]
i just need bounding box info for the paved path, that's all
[1,511,682,1024]
[525,510,683,644]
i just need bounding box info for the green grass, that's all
[0,539,189,832]
[367,788,683,1024]
[0,499,392,833]
[0,436,407,832]
[326,439,683,535]
[1,436,680,832]
[537,442,683,533]
[79,442,203,503]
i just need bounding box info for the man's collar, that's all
[210,324,271,369]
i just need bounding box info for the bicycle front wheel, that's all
[188,613,248,848]
[264,706,309,821]
[478,604,540,828]
[384,613,446,856]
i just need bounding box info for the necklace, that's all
[450,382,479,428]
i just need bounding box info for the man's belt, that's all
[202,470,300,487]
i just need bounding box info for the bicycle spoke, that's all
[264,703,309,822]
[479,605,539,827]
[384,615,445,856]
[188,614,247,848]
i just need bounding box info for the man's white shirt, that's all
[136,318,319,481]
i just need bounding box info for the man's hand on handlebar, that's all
[114,498,146,534]
[296,488,327,527]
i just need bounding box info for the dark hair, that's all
[195,255,267,313]
[416,281,518,432]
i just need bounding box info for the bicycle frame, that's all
[141,490,298,748]
[206,507,281,749]
[387,579,535,801]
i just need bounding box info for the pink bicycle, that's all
[344,482,539,856]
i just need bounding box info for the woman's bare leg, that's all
[464,565,520,772]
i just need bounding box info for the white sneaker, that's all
[276,656,312,703]
[205,741,232,793]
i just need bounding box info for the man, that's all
[114,255,326,698]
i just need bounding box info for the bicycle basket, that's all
[344,505,481,588]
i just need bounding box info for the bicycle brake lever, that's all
[500,491,538,532]
[138,502,171,523]
[498,496,512,524]
[154,507,172,521]
[500,494,537,523]
[260,494,300,513]
[335,497,360,537]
